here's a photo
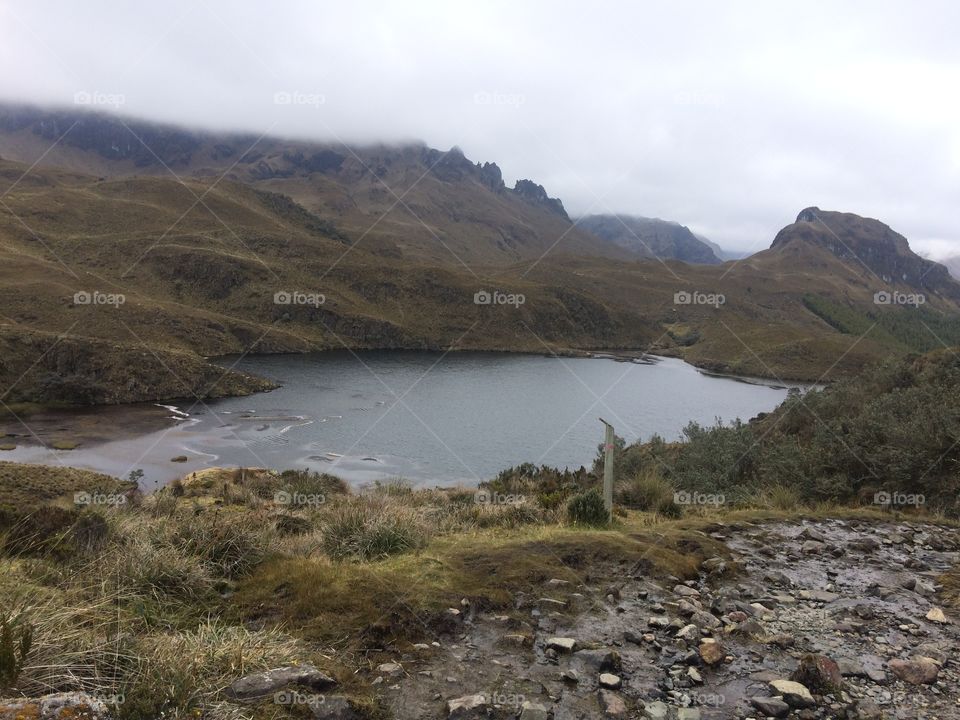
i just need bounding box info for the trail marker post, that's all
[599,418,615,521]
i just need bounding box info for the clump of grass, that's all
[319,496,428,561]
[119,620,306,720]
[0,606,33,694]
[566,488,609,527]
[616,467,678,516]
[745,483,805,511]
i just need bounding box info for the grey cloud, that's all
[1,0,958,255]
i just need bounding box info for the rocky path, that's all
[369,519,960,719]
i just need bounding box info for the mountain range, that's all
[1,103,959,406]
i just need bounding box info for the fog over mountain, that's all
[1,0,958,256]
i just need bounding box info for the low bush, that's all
[567,489,609,527]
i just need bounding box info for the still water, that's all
[2,352,799,487]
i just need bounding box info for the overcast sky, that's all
[2,0,959,255]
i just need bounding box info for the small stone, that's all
[751,696,790,718]
[642,701,670,720]
[699,638,725,665]
[673,584,701,598]
[791,654,843,694]
[768,679,815,708]
[675,624,700,641]
[599,672,622,689]
[687,667,703,684]
[519,700,550,720]
[538,597,567,609]
[690,609,721,630]
[376,662,403,676]
[599,689,628,717]
[546,637,577,652]
[926,607,949,624]
[888,656,940,685]
[447,694,488,719]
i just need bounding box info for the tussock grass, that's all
[615,468,680,517]
[318,495,429,561]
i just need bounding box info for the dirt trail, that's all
[368,519,960,720]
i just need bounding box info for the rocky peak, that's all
[512,179,569,220]
[477,161,505,192]
[773,207,960,298]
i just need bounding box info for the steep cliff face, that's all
[772,207,959,298]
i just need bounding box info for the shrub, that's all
[566,489,609,527]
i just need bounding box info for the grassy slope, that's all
[2,151,960,404]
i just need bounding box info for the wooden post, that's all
[599,418,615,521]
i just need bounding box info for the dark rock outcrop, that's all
[512,179,569,219]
